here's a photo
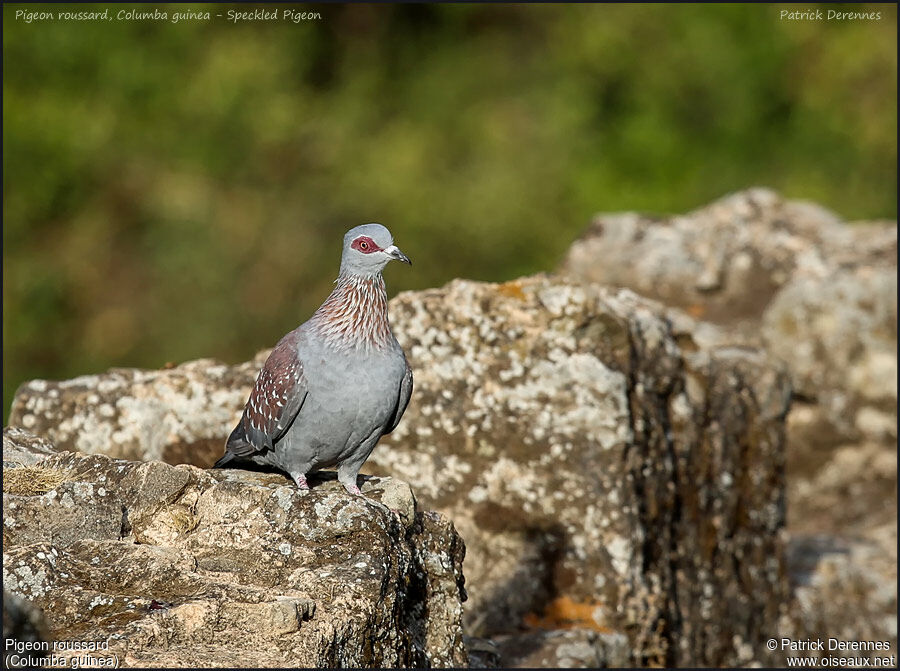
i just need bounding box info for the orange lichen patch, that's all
[522,596,612,632]
[687,303,706,318]
[496,281,527,300]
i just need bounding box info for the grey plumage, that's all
[215,223,413,495]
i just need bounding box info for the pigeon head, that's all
[340,223,411,277]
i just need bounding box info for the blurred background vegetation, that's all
[3,3,897,420]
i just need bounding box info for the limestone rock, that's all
[9,356,265,466]
[8,277,794,665]
[8,274,790,667]
[375,276,791,667]
[3,590,51,668]
[494,629,630,668]
[559,187,896,432]
[2,428,467,668]
[559,188,898,663]
[3,427,59,468]
[782,521,898,666]
[560,187,895,329]
[464,636,501,668]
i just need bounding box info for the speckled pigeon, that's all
[214,224,413,495]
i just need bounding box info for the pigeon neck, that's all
[310,272,393,352]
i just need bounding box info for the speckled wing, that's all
[225,331,308,457]
[384,360,413,435]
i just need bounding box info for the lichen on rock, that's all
[7,273,792,667]
[2,428,468,668]
[16,190,889,666]
[559,188,898,665]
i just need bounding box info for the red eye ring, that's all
[351,236,379,254]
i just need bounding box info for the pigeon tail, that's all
[212,452,236,469]
[217,423,257,465]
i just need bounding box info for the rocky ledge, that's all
[9,272,792,667]
[559,188,897,664]
[2,427,467,668]
[11,189,888,667]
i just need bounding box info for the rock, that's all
[780,440,897,667]
[9,356,266,467]
[494,628,631,668]
[559,188,897,452]
[2,428,468,668]
[377,276,791,668]
[558,188,898,661]
[559,187,896,329]
[9,273,790,666]
[559,187,896,433]
[788,442,897,537]
[3,591,51,669]
[763,268,896,412]
[464,635,502,668]
[2,427,59,468]
[782,522,898,666]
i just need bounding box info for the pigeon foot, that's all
[291,473,310,490]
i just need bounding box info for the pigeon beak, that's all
[385,245,411,265]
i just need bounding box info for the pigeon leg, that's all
[337,464,363,496]
[337,429,382,497]
[289,472,310,490]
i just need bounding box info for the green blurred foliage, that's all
[3,3,897,420]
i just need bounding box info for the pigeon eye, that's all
[360,241,369,250]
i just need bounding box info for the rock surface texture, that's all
[3,589,51,666]
[12,190,882,666]
[560,188,898,665]
[375,275,791,667]
[9,356,267,466]
[2,427,468,668]
[10,273,792,667]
